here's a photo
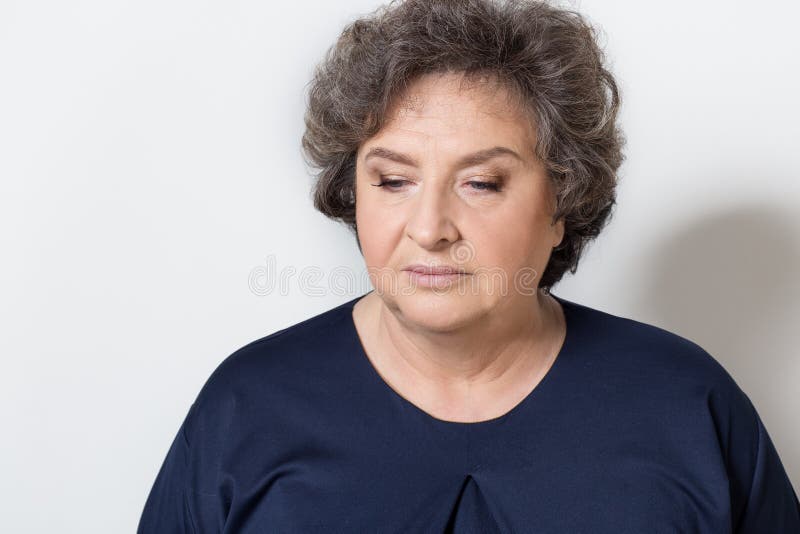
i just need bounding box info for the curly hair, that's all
[301,0,625,291]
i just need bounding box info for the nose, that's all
[404,181,460,249]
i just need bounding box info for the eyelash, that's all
[372,177,504,193]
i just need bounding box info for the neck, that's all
[372,290,560,388]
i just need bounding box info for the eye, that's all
[370,175,504,193]
[464,174,505,193]
[466,179,502,192]
[371,176,412,190]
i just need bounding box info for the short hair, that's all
[301,0,626,291]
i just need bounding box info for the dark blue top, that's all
[138,292,800,533]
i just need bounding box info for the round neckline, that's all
[343,291,576,428]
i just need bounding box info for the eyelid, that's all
[376,175,414,187]
[465,174,505,185]
[374,174,505,183]
[375,176,498,185]
[466,174,503,182]
[465,176,504,192]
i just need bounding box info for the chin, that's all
[390,289,483,333]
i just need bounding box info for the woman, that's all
[138,0,800,532]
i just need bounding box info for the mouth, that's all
[402,264,469,275]
[402,265,470,289]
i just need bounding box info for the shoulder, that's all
[558,296,800,528]
[558,295,742,394]
[558,295,762,458]
[556,294,761,438]
[214,297,354,382]
[183,295,360,439]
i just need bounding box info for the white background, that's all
[1,0,798,531]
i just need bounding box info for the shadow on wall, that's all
[636,202,800,492]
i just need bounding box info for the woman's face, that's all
[355,72,564,332]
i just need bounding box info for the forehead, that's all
[371,72,536,153]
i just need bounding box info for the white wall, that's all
[1,0,797,531]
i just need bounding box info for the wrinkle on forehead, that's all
[379,71,539,160]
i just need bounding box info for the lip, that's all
[402,264,469,275]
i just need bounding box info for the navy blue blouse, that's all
[138,292,800,533]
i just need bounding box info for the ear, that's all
[552,217,565,249]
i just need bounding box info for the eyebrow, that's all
[363,145,523,168]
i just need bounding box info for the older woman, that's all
[138,0,800,532]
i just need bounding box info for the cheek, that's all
[355,194,402,267]
[470,200,554,268]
